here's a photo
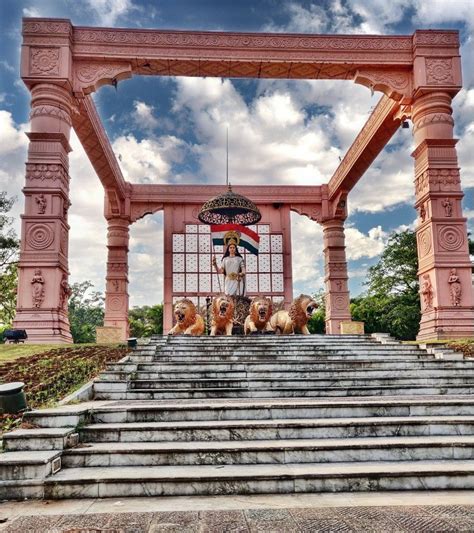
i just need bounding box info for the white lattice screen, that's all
[172,223,285,310]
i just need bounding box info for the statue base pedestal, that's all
[13,308,72,344]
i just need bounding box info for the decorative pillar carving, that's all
[412,91,474,339]
[322,219,351,334]
[104,217,130,340]
[13,83,73,343]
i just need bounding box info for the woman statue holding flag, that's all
[212,231,246,296]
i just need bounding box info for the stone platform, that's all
[2,334,474,500]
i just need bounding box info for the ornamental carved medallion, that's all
[334,295,348,310]
[417,227,432,257]
[30,47,60,76]
[108,296,123,311]
[425,58,454,85]
[438,225,465,251]
[27,223,54,250]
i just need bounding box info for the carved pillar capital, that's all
[411,91,454,146]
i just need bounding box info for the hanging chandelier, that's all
[198,184,261,226]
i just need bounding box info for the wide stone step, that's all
[87,396,474,424]
[100,368,474,381]
[61,435,474,468]
[3,428,78,452]
[151,354,425,363]
[123,375,474,388]
[94,384,474,400]
[0,450,61,480]
[43,461,474,498]
[81,416,474,442]
[154,346,423,354]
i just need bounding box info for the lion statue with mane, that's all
[269,294,318,335]
[211,294,235,336]
[244,296,274,335]
[168,298,205,336]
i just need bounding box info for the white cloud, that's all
[133,100,159,130]
[22,7,42,17]
[0,60,14,73]
[345,225,388,260]
[113,134,187,183]
[84,0,136,26]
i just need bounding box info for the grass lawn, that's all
[0,343,77,363]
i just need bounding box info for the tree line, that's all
[1,191,472,342]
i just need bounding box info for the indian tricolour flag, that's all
[211,224,260,255]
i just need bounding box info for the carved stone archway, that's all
[14,19,474,342]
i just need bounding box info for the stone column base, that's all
[417,306,474,340]
[96,326,126,343]
[340,321,365,334]
[13,309,73,344]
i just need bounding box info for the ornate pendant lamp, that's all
[198,129,261,226]
[198,184,261,226]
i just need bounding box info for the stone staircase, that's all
[2,334,474,499]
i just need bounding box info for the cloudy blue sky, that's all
[0,0,473,306]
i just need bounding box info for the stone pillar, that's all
[322,219,351,334]
[104,217,130,340]
[412,91,474,339]
[13,83,73,343]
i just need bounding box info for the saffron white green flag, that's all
[210,224,260,255]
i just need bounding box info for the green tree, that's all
[351,230,420,340]
[68,281,104,343]
[129,304,163,337]
[307,290,326,334]
[0,192,19,334]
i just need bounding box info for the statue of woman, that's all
[448,268,462,306]
[31,268,45,308]
[212,240,246,296]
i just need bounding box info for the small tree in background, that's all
[0,192,19,339]
[307,290,326,334]
[68,281,104,343]
[129,304,163,337]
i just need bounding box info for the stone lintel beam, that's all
[71,95,128,201]
[327,95,405,204]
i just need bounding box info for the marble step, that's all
[153,346,423,354]
[80,416,474,443]
[123,375,474,388]
[43,460,474,498]
[3,428,78,452]
[61,435,474,468]
[25,396,474,428]
[100,368,474,381]
[0,450,61,480]
[94,384,474,400]
[151,354,425,363]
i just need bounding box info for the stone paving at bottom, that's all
[2,505,474,532]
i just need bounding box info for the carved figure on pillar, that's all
[442,198,453,217]
[448,268,462,306]
[35,194,47,214]
[31,269,45,308]
[59,273,72,311]
[418,203,426,222]
[420,274,434,311]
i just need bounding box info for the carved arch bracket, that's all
[354,69,413,103]
[290,204,322,222]
[73,60,132,95]
[130,202,164,224]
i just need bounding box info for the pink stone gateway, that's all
[13,18,474,342]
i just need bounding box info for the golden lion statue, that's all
[244,296,274,334]
[168,299,205,336]
[269,294,318,335]
[211,294,235,336]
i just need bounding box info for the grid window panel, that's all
[247,273,258,292]
[212,273,222,292]
[173,254,185,272]
[259,254,271,272]
[246,254,257,273]
[272,273,284,292]
[188,296,198,306]
[259,273,271,292]
[259,234,270,252]
[186,254,198,272]
[198,225,210,233]
[271,254,283,272]
[199,273,211,292]
[186,233,198,252]
[173,273,185,292]
[199,254,211,272]
[258,224,270,234]
[199,234,211,253]
[185,224,198,233]
[173,234,185,252]
[186,273,198,292]
[271,234,283,253]
[214,244,223,254]
[249,225,257,233]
